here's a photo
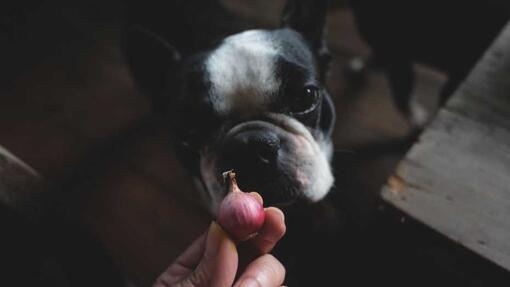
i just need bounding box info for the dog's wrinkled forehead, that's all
[205,29,317,116]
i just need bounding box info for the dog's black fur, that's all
[125,0,336,211]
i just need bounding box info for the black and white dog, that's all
[125,0,336,214]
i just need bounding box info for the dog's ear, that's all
[123,25,181,114]
[281,0,328,48]
[282,0,330,77]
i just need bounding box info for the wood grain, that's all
[382,21,510,271]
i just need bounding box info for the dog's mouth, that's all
[200,115,334,212]
[237,172,303,207]
[214,119,312,206]
[214,169,301,208]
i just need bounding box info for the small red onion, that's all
[217,171,266,241]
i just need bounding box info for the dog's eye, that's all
[291,86,320,114]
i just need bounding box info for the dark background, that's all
[1,0,509,286]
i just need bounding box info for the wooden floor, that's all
[2,1,503,286]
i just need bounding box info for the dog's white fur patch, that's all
[266,114,334,201]
[206,30,280,115]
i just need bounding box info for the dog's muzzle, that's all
[218,121,302,205]
[223,122,280,172]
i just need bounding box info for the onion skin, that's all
[217,171,266,241]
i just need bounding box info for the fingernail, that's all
[205,222,225,258]
[274,207,285,222]
[265,207,285,223]
[235,278,260,287]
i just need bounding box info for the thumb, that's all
[177,222,239,287]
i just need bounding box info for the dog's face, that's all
[127,0,334,213]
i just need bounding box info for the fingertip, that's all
[206,221,236,258]
[264,208,286,237]
[191,222,238,286]
[264,207,285,224]
[248,208,286,254]
[163,222,238,287]
[209,221,225,241]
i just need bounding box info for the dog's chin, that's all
[234,174,305,207]
[201,159,332,214]
[208,173,306,209]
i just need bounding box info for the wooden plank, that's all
[382,21,510,271]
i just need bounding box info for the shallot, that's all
[217,171,265,241]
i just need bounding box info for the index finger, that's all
[249,207,286,254]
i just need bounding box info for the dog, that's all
[348,0,509,128]
[124,0,336,215]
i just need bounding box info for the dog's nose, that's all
[223,130,281,171]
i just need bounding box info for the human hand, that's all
[154,207,286,287]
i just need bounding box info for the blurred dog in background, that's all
[348,0,509,128]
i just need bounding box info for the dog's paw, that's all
[408,101,430,129]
